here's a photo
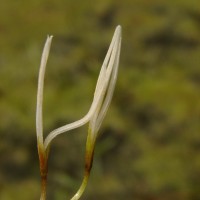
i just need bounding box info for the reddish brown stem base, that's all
[38,145,49,200]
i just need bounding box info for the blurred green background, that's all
[1,0,200,199]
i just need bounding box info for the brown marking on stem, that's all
[38,145,48,177]
[85,147,94,174]
[38,144,49,200]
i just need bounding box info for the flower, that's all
[36,25,121,200]
[70,25,121,200]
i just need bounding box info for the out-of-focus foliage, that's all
[0,0,200,199]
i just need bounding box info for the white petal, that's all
[93,26,120,99]
[36,36,53,145]
[95,35,121,132]
[90,25,122,133]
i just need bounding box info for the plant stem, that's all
[70,135,95,200]
[38,144,48,200]
[70,172,89,200]
[40,176,47,200]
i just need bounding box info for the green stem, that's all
[70,131,95,200]
[70,172,89,200]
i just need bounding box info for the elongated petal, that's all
[95,29,121,132]
[90,25,121,134]
[90,26,121,132]
[36,36,53,145]
[93,26,120,99]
